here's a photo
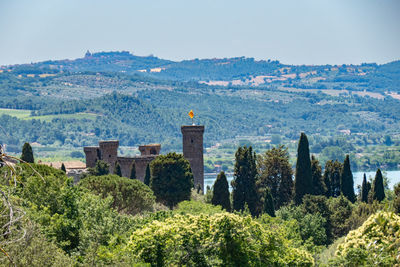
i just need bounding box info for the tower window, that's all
[191,139,194,143]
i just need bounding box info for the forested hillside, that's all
[0,51,400,170]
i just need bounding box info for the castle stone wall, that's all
[84,141,160,181]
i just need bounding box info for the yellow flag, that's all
[188,110,194,119]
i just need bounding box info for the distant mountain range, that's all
[1,51,399,93]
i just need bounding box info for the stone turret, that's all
[99,140,119,173]
[83,147,99,168]
[139,144,161,156]
[181,125,205,192]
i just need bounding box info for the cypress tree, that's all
[130,162,136,179]
[372,169,385,202]
[311,155,326,195]
[21,142,34,163]
[114,162,122,177]
[61,163,66,173]
[323,160,333,197]
[361,173,369,203]
[211,171,231,212]
[263,189,275,217]
[143,164,151,185]
[327,160,342,198]
[294,133,312,204]
[340,155,356,203]
[232,146,258,216]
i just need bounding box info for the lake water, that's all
[204,170,400,192]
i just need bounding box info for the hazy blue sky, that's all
[0,0,399,65]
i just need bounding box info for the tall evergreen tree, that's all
[130,162,136,179]
[21,142,34,163]
[294,133,312,204]
[211,171,231,212]
[311,155,326,195]
[323,160,333,197]
[257,145,293,209]
[340,155,356,203]
[372,169,385,202]
[61,163,66,173]
[114,162,122,177]
[232,146,258,216]
[143,164,151,186]
[361,173,369,203]
[263,189,275,217]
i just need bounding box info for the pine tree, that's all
[61,163,66,173]
[257,145,293,209]
[294,133,312,204]
[232,146,258,216]
[21,142,34,163]
[211,171,231,212]
[372,169,385,202]
[130,162,136,179]
[263,189,275,217]
[311,155,326,195]
[150,153,193,208]
[340,155,356,203]
[114,162,122,177]
[143,164,151,186]
[361,173,369,203]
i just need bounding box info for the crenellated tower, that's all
[181,125,205,192]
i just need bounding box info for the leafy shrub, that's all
[333,211,400,266]
[276,204,328,248]
[328,195,353,239]
[78,174,155,215]
[126,212,314,266]
[14,163,80,253]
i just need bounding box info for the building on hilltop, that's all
[84,141,161,181]
[84,125,205,190]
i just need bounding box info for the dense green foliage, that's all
[333,211,400,266]
[324,160,342,198]
[294,133,312,204]
[20,142,34,163]
[78,174,155,215]
[87,160,110,176]
[126,212,314,266]
[257,145,293,209]
[150,152,193,208]
[311,155,326,195]
[263,189,275,217]
[232,146,258,216]
[211,171,231,212]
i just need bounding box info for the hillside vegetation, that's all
[0,51,400,170]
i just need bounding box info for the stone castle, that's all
[84,125,205,191]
